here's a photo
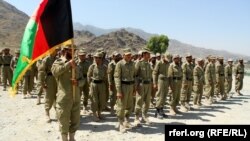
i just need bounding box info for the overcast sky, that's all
[5,0,250,55]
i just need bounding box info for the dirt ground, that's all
[0,76,250,141]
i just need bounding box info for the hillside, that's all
[80,29,147,54]
[0,0,29,49]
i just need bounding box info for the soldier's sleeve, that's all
[76,66,84,87]
[51,59,71,78]
[182,63,187,81]
[215,64,220,82]
[193,67,198,84]
[107,63,114,85]
[168,64,174,90]
[152,61,160,85]
[87,64,94,84]
[205,64,211,82]
[114,62,122,93]
[10,58,14,71]
[224,66,229,80]
[134,61,140,86]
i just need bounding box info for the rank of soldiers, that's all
[0,47,245,141]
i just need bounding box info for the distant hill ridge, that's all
[0,0,249,60]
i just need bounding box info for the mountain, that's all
[168,39,250,60]
[80,29,147,54]
[74,30,95,46]
[0,0,29,49]
[73,23,156,40]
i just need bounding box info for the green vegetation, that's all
[146,35,169,54]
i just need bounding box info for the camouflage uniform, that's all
[1,49,13,90]
[134,51,152,124]
[42,55,57,122]
[152,54,170,118]
[87,52,107,121]
[77,50,91,111]
[168,55,182,115]
[22,64,35,97]
[193,59,204,108]
[204,57,216,105]
[51,54,84,139]
[36,58,45,104]
[108,59,118,113]
[224,59,233,97]
[234,59,244,95]
[114,48,135,132]
[180,55,194,111]
[10,50,20,92]
[215,58,225,99]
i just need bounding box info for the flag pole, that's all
[71,40,76,102]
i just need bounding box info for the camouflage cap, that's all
[156,53,161,57]
[218,56,224,60]
[185,53,192,58]
[123,48,132,55]
[141,47,151,54]
[197,58,203,62]
[78,49,87,55]
[93,52,103,58]
[239,58,243,61]
[164,52,172,58]
[228,58,233,62]
[138,50,143,55]
[173,54,180,59]
[151,54,156,58]
[4,48,10,51]
[15,49,20,54]
[112,51,120,56]
[209,56,216,60]
[61,45,71,50]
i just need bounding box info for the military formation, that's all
[0,47,246,141]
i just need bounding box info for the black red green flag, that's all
[11,0,74,95]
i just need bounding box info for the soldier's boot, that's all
[237,90,243,96]
[110,106,115,115]
[69,132,75,141]
[36,96,41,105]
[93,112,100,122]
[22,94,27,99]
[160,108,168,118]
[134,115,141,127]
[185,102,191,110]
[142,114,151,125]
[103,106,111,112]
[61,133,68,141]
[180,102,188,112]
[123,117,132,129]
[45,110,51,123]
[118,121,127,133]
[82,106,88,115]
[154,108,160,118]
[98,111,105,120]
[169,106,176,116]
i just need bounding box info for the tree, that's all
[147,35,169,54]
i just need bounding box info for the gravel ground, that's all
[0,76,250,141]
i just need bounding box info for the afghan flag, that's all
[11,0,74,96]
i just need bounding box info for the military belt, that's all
[121,81,135,85]
[237,72,244,74]
[139,80,152,84]
[186,78,193,81]
[3,64,10,66]
[228,73,232,75]
[160,77,168,81]
[219,74,224,76]
[83,74,87,77]
[173,77,181,80]
[92,80,103,83]
[47,72,53,76]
